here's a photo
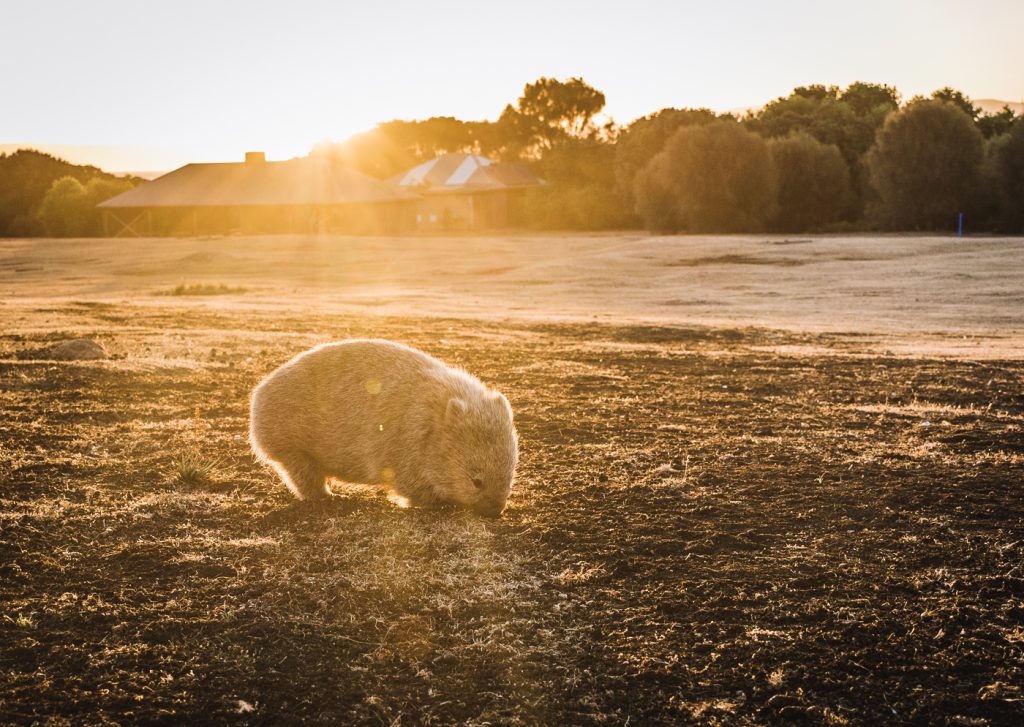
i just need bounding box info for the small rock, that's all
[767,693,800,710]
[45,339,108,361]
[777,705,811,720]
[979,681,1020,700]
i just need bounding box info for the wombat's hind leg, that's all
[271,452,331,501]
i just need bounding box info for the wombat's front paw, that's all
[302,491,339,511]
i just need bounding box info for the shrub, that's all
[0,149,140,236]
[769,133,853,231]
[747,85,891,165]
[634,122,777,233]
[36,177,90,236]
[614,108,720,208]
[987,122,1024,232]
[865,100,984,230]
[36,174,137,237]
[523,138,634,229]
[161,283,248,297]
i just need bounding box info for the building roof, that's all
[99,154,417,208]
[392,153,541,193]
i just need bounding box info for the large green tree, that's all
[310,79,608,176]
[498,77,607,157]
[748,83,890,165]
[518,76,605,137]
[37,177,90,236]
[839,82,900,117]
[930,88,1020,140]
[0,150,141,236]
[613,108,720,207]
[36,175,135,236]
[769,133,852,231]
[634,121,777,233]
[311,116,485,178]
[866,99,984,229]
[932,87,980,120]
[521,138,634,230]
[977,105,1020,139]
[987,121,1024,232]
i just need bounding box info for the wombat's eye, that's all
[472,477,484,490]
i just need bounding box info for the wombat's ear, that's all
[493,392,513,419]
[445,397,469,423]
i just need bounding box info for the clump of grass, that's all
[4,613,37,629]
[171,451,221,486]
[169,407,226,487]
[160,283,247,297]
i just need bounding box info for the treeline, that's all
[3,78,1021,237]
[0,150,141,236]
[317,78,1024,233]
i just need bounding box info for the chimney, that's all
[245,151,266,164]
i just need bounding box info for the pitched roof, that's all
[392,153,541,193]
[99,155,416,208]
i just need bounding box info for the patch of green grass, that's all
[159,283,247,297]
[4,613,37,629]
[170,452,222,486]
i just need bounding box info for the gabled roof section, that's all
[99,155,417,208]
[392,152,541,193]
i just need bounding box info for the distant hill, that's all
[0,148,144,236]
[0,144,176,177]
[975,99,1024,115]
[114,170,166,180]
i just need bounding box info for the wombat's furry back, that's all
[249,339,518,516]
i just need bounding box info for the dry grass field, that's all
[1,233,1023,724]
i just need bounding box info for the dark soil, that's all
[1,305,1022,725]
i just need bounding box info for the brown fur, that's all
[249,339,518,516]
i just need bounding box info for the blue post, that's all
[957,212,964,238]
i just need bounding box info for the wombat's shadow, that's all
[258,493,505,529]
[258,496,363,527]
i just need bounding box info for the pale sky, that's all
[3,0,1023,171]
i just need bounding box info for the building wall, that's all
[105,202,416,237]
[414,192,509,231]
[104,190,531,236]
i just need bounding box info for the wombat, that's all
[249,339,518,517]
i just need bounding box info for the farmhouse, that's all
[98,152,418,236]
[391,152,541,230]
[100,150,542,236]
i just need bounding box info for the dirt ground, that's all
[1,233,1023,724]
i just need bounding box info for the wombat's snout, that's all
[474,502,505,518]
